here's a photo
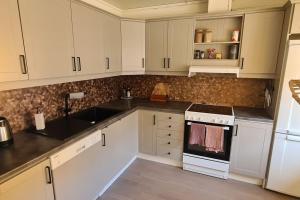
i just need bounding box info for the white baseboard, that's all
[229,173,263,185]
[137,153,182,167]
[96,156,137,199]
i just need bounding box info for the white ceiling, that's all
[102,0,288,10]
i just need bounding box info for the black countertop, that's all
[0,99,191,183]
[233,106,273,123]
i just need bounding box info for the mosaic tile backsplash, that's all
[0,75,269,133]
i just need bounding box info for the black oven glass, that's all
[184,120,233,161]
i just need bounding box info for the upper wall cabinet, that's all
[239,11,284,78]
[291,4,300,34]
[18,0,75,80]
[121,20,145,73]
[103,14,122,73]
[71,1,105,75]
[0,0,28,82]
[146,19,193,72]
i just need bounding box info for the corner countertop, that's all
[0,98,191,184]
[233,106,273,123]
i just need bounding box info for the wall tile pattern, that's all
[0,75,268,133]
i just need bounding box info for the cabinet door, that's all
[103,14,122,73]
[121,20,145,72]
[0,0,28,82]
[167,19,193,72]
[146,21,168,72]
[291,4,300,34]
[71,1,105,75]
[0,160,54,200]
[240,11,284,76]
[230,120,273,178]
[139,110,156,155]
[18,0,75,79]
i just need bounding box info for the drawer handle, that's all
[168,134,171,136]
[167,152,171,155]
[167,142,171,145]
[169,117,172,119]
[168,125,172,128]
[45,166,52,184]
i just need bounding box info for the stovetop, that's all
[187,104,233,116]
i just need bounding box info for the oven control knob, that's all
[211,119,215,123]
[224,120,229,125]
[219,120,223,124]
[190,116,194,121]
[197,117,201,121]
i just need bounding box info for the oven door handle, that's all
[186,121,231,130]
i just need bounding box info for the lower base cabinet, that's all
[0,159,54,200]
[139,110,184,161]
[230,119,273,179]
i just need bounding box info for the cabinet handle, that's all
[153,115,156,125]
[168,125,172,128]
[167,58,170,68]
[169,117,172,120]
[142,58,145,68]
[102,133,106,146]
[45,166,52,184]
[233,125,238,136]
[72,57,76,71]
[168,133,171,136]
[106,57,110,70]
[19,55,27,74]
[167,152,171,155]
[240,57,244,70]
[77,57,81,71]
[168,142,171,145]
[163,58,166,68]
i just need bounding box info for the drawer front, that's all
[157,121,184,131]
[157,137,183,149]
[156,129,183,140]
[157,146,183,161]
[156,112,184,122]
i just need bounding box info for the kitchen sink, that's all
[71,107,123,124]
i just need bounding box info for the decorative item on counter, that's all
[194,29,203,43]
[204,30,213,43]
[289,80,300,104]
[150,83,170,102]
[34,107,45,130]
[231,30,240,42]
[229,44,239,59]
[207,48,216,59]
[0,116,14,147]
[216,53,222,59]
[194,50,201,59]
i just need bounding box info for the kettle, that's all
[0,117,13,147]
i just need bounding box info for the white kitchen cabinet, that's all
[239,11,284,78]
[0,159,54,200]
[121,20,145,73]
[167,19,194,72]
[230,119,273,179]
[97,111,138,195]
[103,14,122,73]
[291,4,300,34]
[71,1,105,75]
[146,19,193,72]
[146,21,169,72]
[0,0,28,82]
[139,110,184,161]
[18,0,75,80]
[139,110,157,154]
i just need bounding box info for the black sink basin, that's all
[71,107,123,124]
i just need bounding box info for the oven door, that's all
[183,120,233,162]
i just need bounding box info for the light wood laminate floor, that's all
[99,159,298,200]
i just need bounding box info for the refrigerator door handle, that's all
[287,135,300,142]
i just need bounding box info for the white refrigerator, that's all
[266,40,300,197]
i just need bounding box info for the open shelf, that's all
[191,59,239,67]
[194,41,240,45]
